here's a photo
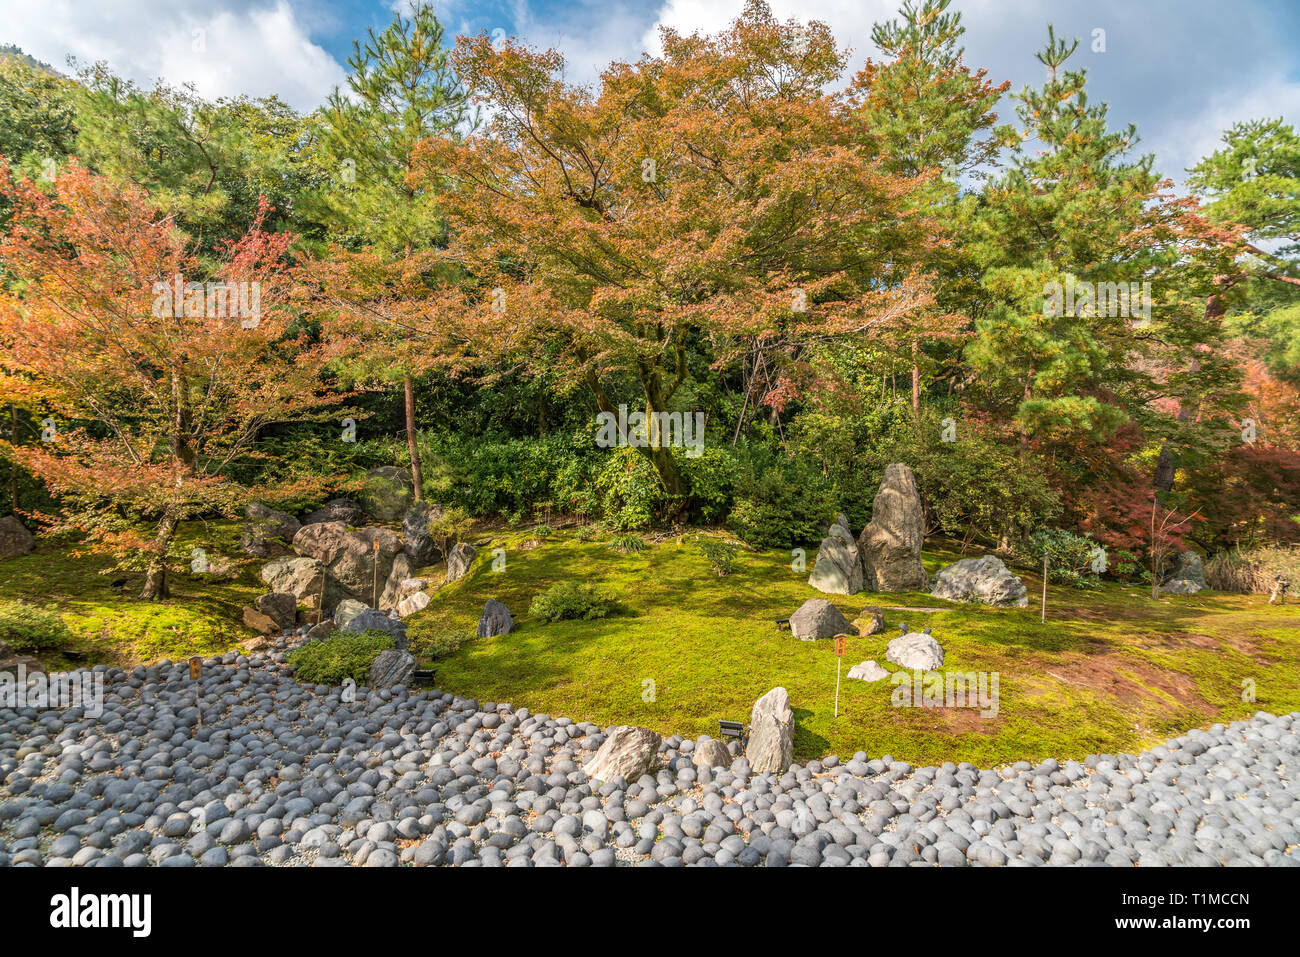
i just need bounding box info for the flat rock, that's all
[886,632,945,671]
[847,660,889,682]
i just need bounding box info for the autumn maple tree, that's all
[0,162,339,598]
[413,0,937,510]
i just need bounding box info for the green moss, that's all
[407,530,1300,765]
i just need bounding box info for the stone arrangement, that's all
[0,648,1296,867]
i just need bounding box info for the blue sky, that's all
[2,0,1298,186]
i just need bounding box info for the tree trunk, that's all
[404,373,425,504]
[140,509,180,601]
[8,404,18,511]
[911,340,921,416]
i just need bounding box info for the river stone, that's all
[0,516,35,558]
[859,463,929,592]
[240,503,301,558]
[368,649,416,688]
[361,466,415,522]
[583,726,662,783]
[745,687,794,774]
[477,599,513,638]
[789,598,856,641]
[808,513,864,595]
[692,737,732,768]
[886,632,945,671]
[847,660,889,683]
[446,543,477,583]
[930,555,1029,607]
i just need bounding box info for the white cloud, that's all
[0,0,346,110]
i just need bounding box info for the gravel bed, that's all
[2,639,1297,867]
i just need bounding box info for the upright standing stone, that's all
[808,513,864,595]
[446,542,477,582]
[859,463,929,592]
[0,516,35,558]
[477,599,514,637]
[745,687,794,774]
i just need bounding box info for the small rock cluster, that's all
[2,649,1296,867]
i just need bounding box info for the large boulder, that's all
[1160,578,1202,596]
[745,687,794,774]
[240,503,301,558]
[930,555,1029,607]
[241,606,279,636]
[0,640,43,679]
[401,504,443,568]
[789,598,856,641]
[886,632,945,671]
[260,557,343,609]
[0,516,35,559]
[333,598,370,631]
[339,607,408,651]
[292,522,411,611]
[361,466,415,522]
[253,592,298,631]
[445,542,477,583]
[477,599,514,638]
[395,590,430,618]
[808,513,864,595]
[368,649,416,688]
[858,464,929,592]
[1165,551,1206,589]
[582,726,663,783]
[301,498,364,527]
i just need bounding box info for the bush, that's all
[0,601,71,650]
[426,505,473,555]
[529,581,621,623]
[285,631,394,684]
[1206,546,1300,595]
[696,536,741,576]
[1020,528,1101,588]
[727,455,833,549]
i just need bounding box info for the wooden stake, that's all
[1041,554,1048,623]
[373,538,381,608]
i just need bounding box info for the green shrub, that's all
[727,456,833,549]
[608,532,647,554]
[1020,528,1101,588]
[0,601,71,650]
[529,581,621,623]
[285,631,394,684]
[426,505,473,555]
[696,536,741,576]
